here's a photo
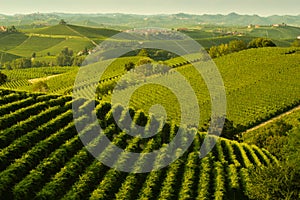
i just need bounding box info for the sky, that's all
[0,0,299,16]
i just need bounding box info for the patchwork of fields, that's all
[0,22,299,199]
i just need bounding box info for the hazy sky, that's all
[0,0,299,16]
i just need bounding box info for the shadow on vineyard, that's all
[0,11,299,199]
[0,89,278,199]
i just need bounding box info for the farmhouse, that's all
[272,23,287,27]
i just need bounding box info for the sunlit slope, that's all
[112,47,300,127]
[2,24,120,57]
[0,89,277,200]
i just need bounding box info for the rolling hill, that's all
[108,47,300,128]
[1,47,300,128]
[0,24,120,61]
[1,13,300,27]
[0,88,278,200]
[0,22,298,63]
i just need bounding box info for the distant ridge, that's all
[0,12,300,28]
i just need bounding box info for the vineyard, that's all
[0,56,146,94]
[0,24,120,61]
[0,89,277,200]
[0,67,77,91]
[1,47,300,129]
[113,47,300,127]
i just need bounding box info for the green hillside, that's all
[23,24,82,37]
[67,24,120,39]
[248,26,300,40]
[0,89,277,200]
[0,24,120,60]
[110,47,300,127]
[1,47,299,129]
[38,38,93,56]
[0,67,76,91]
[23,24,120,39]
[0,56,146,93]
[0,51,21,63]
[0,24,298,64]
[8,36,65,57]
[0,33,28,51]
[182,25,300,48]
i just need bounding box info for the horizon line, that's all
[0,11,300,18]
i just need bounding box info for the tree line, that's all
[3,47,88,69]
[209,38,276,58]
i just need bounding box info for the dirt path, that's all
[244,105,300,133]
[28,74,61,84]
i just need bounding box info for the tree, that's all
[137,57,152,66]
[9,58,32,69]
[218,43,229,56]
[249,120,292,158]
[0,71,7,84]
[72,56,85,66]
[137,49,149,57]
[59,19,67,25]
[124,62,135,71]
[96,81,117,97]
[4,63,12,70]
[291,39,300,47]
[248,38,276,48]
[228,40,247,52]
[202,116,245,141]
[57,47,74,66]
[247,127,300,200]
[32,81,49,92]
[32,60,47,68]
[209,45,221,58]
[6,25,17,33]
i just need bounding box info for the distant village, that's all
[247,22,288,29]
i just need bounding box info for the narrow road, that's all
[244,104,300,133]
[28,74,62,84]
